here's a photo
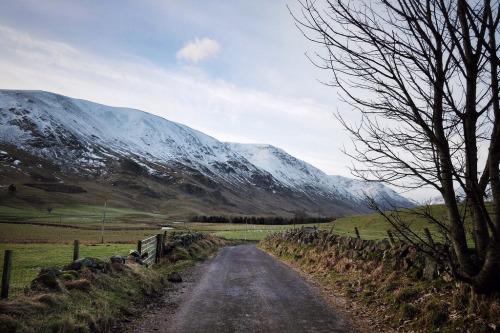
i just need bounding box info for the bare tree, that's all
[291,0,500,293]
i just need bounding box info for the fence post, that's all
[424,228,435,246]
[73,240,79,261]
[137,240,142,254]
[387,230,395,244]
[161,233,164,259]
[1,250,13,300]
[155,234,162,263]
[354,227,361,239]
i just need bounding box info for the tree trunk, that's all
[472,242,500,293]
[292,0,500,294]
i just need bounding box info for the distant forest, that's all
[189,215,334,225]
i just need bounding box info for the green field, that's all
[189,222,320,240]
[318,203,480,248]
[317,209,442,240]
[0,243,133,297]
[0,202,325,243]
[0,202,474,298]
[0,203,322,297]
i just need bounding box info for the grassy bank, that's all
[0,235,232,332]
[259,233,499,332]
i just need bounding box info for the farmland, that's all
[0,203,322,296]
[0,204,322,243]
[2,202,497,333]
[0,201,476,298]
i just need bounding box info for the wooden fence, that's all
[1,233,167,299]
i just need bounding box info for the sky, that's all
[0,0,433,201]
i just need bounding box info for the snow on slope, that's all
[1,90,227,164]
[0,90,263,181]
[0,89,414,209]
[329,175,415,208]
[230,143,414,207]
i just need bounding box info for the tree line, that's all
[189,215,334,225]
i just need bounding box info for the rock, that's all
[442,272,453,282]
[110,254,125,264]
[129,250,141,257]
[163,243,175,255]
[403,257,413,270]
[64,257,107,272]
[376,239,391,251]
[131,257,145,265]
[168,272,183,283]
[399,243,411,257]
[423,257,439,280]
[354,238,365,250]
[40,266,61,277]
[128,251,144,264]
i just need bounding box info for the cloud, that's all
[176,37,221,63]
[0,25,348,175]
[0,24,433,201]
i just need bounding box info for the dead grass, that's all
[0,262,156,332]
[259,237,500,332]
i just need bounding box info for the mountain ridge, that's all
[0,89,414,218]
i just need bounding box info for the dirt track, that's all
[129,244,357,333]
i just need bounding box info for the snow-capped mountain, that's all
[230,144,414,209]
[0,90,414,217]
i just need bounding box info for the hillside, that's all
[0,89,414,218]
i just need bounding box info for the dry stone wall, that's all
[264,228,449,282]
[163,232,207,254]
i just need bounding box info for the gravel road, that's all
[130,244,357,333]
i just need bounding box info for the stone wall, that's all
[163,232,207,254]
[263,228,449,282]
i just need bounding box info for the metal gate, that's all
[138,235,157,267]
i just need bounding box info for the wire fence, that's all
[328,224,451,246]
[329,225,394,240]
[0,242,136,299]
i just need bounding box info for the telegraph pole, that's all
[101,200,107,244]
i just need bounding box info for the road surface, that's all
[130,244,357,333]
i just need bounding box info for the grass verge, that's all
[0,234,233,333]
[259,235,500,333]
